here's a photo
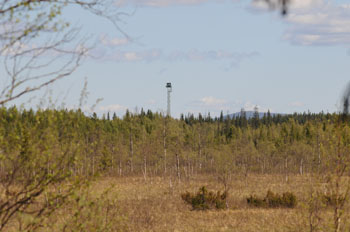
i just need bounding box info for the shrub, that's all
[61,186,128,232]
[322,193,346,207]
[281,192,297,208]
[181,186,227,210]
[247,195,265,207]
[247,190,297,208]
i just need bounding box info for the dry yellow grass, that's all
[6,174,350,231]
[82,174,348,232]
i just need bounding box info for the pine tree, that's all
[252,105,260,129]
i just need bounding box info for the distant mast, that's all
[166,82,172,117]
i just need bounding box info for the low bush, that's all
[60,187,128,232]
[322,193,346,207]
[247,190,297,208]
[181,186,227,210]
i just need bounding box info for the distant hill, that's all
[225,111,286,119]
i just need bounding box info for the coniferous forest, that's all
[2,107,350,231]
[1,107,346,179]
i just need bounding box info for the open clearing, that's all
[81,174,349,232]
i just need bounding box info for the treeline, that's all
[0,107,348,180]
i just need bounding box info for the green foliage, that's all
[0,107,347,179]
[181,186,227,210]
[246,195,265,208]
[0,107,348,229]
[247,190,297,208]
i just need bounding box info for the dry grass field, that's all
[6,174,350,231]
[75,174,350,232]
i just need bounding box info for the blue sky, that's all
[11,0,350,117]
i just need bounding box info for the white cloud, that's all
[98,104,127,112]
[124,52,141,61]
[100,35,130,46]
[147,99,156,105]
[289,101,304,107]
[251,0,323,12]
[167,49,258,62]
[242,101,270,112]
[288,0,323,10]
[283,1,350,46]
[243,101,259,111]
[185,96,231,116]
[98,48,258,65]
[251,0,350,46]
[105,49,162,62]
[186,98,273,117]
[115,0,236,7]
[200,96,227,106]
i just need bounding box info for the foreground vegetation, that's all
[1,106,350,231]
[37,175,350,231]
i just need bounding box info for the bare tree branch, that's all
[0,0,125,106]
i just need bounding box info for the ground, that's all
[83,174,348,232]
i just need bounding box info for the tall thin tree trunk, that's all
[284,157,288,182]
[129,133,133,173]
[198,133,202,174]
[143,154,147,181]
[92,156,95,176]
[176,153,180,182]
[119,159,122,177]
[317,132,321,172]
[191,163,194,176]
[111,146,115,174]
[163,118,167,175]
[164,137,167,175]
[300,158,303,175]
[187,160,191,178]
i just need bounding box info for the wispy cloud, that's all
[98,104,127,112]
[242,101,270,112]
[115,0,236,7]
[285,1,350,46]
[100,35,130,46]
[147,99,156,105]
[251,0,323,12]
[166,49,259,63]
[200,96,227,106]
[97,48,258,66]
[289,101,304,107]
[186,98,272,116]
[105,49,162,62]
[185,96,232,116]
[251,0,350,46]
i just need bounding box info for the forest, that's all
[1,107,345,179]
[1,106,350,231]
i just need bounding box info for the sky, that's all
[8,0,350,118]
